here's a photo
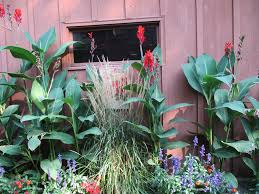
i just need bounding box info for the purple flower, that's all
[72,160,76,173]
[188,156,194,174]
[56,169,62,185]
[209,171,223,187]
[199,144,205,158]
[57,153,62,162]
[206,153,212,164]
[193,136,198,148]
[0,166,5,177]
[171,157,180,174]
[62,180,67,188]
[181,175,188,187]
[159,148,163,161]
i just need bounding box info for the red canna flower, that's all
[144,50,154,72]
[14,191,18,194]
[13,8,22,25]
[0,4,5,18]
[24,191,29,194]
[231,188,237,193]
[224,41,233,54]
[88,32,93,39]
[137,25,145,44]
[26,180,31,185]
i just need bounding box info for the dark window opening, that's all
[71,23,159,63]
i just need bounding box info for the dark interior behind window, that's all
[71,23,158,63]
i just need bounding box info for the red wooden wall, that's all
[0,0,258,174]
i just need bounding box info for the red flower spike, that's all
[24,191,29,194]
[231,188,237,193]
[224,41,233,54]
[137,25,145,44]
[88,32,93,39]
[14,191,18,194]
[14,8,22,25]
[0,4,5,18]
[144,50,154,72]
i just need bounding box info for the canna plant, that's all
[0,27,102,177]
[123,25,192,158]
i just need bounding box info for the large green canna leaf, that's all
[0,46,36,64]
[36,27,56,53]
[195,54,217,78]
[240,118,254,143]
[214,89,230,125]
[159,103,193,115]
[214,101,245,114]
[20,60,33,73]
[237,76,259,100]
[44,41,77,72]
[78,114,95,123]
[151,83,165,102]
[28,136,41,151]
[242,157,257,176]
[213,147,239,159]
[0,145,22,155]
[223,172,238,188]
[40,159,61,179]
[131,62,147,78]
[65,79,81,110]
[0,105,19,125]
[6,72,33,80]
[162,141,189,149]
[43,131,74,144]
[77,127,102,140]
[182,63,203,94]
[157,128,178,138]
[247,96,259,109]
[124,121,151,135]
[217,55,230,74]
[52,70,67,89]
[48,87,64,114]
[123,84,144,94]
[223,140,256,153]
[152,45,162,65]
[31,80,46,113]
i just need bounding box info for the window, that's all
[71,23,159,63]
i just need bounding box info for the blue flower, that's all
[206,153,212,164]
[188,156,194,174]
[181,175,188,187]
[47,168,51,181]
[171,157,180,174]
[57,153,62,162]
[199,144,205,158]
[193,136,198,148]
[209,171,223,188]
[56,169,62,185]
[72,160,76,173]
[0,166,5,177]
[163,157,168,170]
[67,159,71,170]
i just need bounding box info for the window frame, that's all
[61,17,164,71]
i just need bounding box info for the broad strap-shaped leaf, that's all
[28,136,41,151]
[61,151,80,160]
[131,62,147,78]
[65,79,81,110]
[77,127,102,140]
[217,55,230,74]
[44,41,77,72]
[159,103,193,115]
[123,83,144,94]
[48,87,64,114]
[247,96,259,109]
[21,115,41,122]
[0,105,19,125]
[7,72,34,80]
[213,147,239,159]
[124,121,151,135]
[157,128,178,138]
[222,140,256,153]
[20,60,33,73]
[242,157,257,176]
[237,76,259,100]
[31,80,46,113]
[40,159,61,179]
[52,70,67,89]
[0,145,22,155]
[182,62,203,94]
[152,45,162,65]
[36,27,56,53]
[0,46,36,64]
[162,141,189,149]
[151,83,165,102]
[195,54,217,78]
[214,89,230,125]
[78,114,95,123]
[240,118,254,143]
[122,97,147,106]
[214,101,245,114]
[43,131,74,144]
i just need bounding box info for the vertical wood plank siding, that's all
[0,0,258,174]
